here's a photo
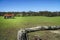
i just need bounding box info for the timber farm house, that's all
[4,13,14,19]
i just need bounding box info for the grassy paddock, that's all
[0,16,60,40]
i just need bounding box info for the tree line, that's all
[0,11,60,17]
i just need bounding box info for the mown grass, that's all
[0,16,60,40]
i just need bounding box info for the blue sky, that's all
[0,0,60,12]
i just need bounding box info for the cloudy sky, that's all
[0,0,60,12]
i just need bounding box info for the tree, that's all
[17,26,60,40]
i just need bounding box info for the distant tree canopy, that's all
[0,11,60,17]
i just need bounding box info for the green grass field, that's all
[0,16,60,40]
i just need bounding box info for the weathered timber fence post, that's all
[17,26,60,40]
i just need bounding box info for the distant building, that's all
[4,13,14,19]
